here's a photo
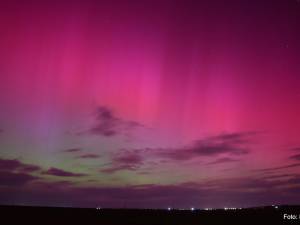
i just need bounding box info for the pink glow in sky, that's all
[0,0,300,208]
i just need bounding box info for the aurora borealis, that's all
[0,0,300,208]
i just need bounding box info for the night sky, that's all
[0,0,300,208]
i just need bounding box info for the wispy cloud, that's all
[0,158,40,187]
[99,132,255,173]
[101,164,139,173]
[289,154,300,161]
[290,147,300,152]
[63,148,82,153]
[156,132,256,161]
[190,132,254,156]
[0,158,41,173]
[260,173,296,180]
[87,106,143,137]
[43,167,86,177]
[76,154,101,159]
[254,163,300,173]
[62,148,101,159]
[206,157,240,165]
[101,150,143,173]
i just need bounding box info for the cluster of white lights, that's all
[224,207,237,210]
[166,207,244,211]
[96,207,101,210]
[204,208,213,211]
[167,207,196,211]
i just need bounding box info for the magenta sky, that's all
[0,0,300,208]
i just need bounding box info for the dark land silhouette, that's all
[1,205,300,225]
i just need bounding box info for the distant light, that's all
[204,208,213,211]
[224,207,237,210]
[274,206,278,209]
[167,207,171,211]
[191,207,195,211]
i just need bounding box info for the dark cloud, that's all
[260,173,296,180]
[89,106,118,136]
[63,148,82,153]
[101,164,139,173]
[99,132,256,173]
[206,157,240,165]
[0,171,39,186]
[254,163,300,172]
[43,167,86,177]
[20,165,41,173]
[289,154,300,161]
[76,154,101,159]
[62,148,101,159]
[101,150,143,173]
[0,129,3,133]
[290,147,300,152]
[207,132,257,144]
[158,132,256,161]
[190,132,254,156]
[114,152,143,165]
[0,158,41,173]
[88,106,143,137]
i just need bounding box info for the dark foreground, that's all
[1,205,300,225]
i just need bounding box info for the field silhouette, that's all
[1,205,300,225]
